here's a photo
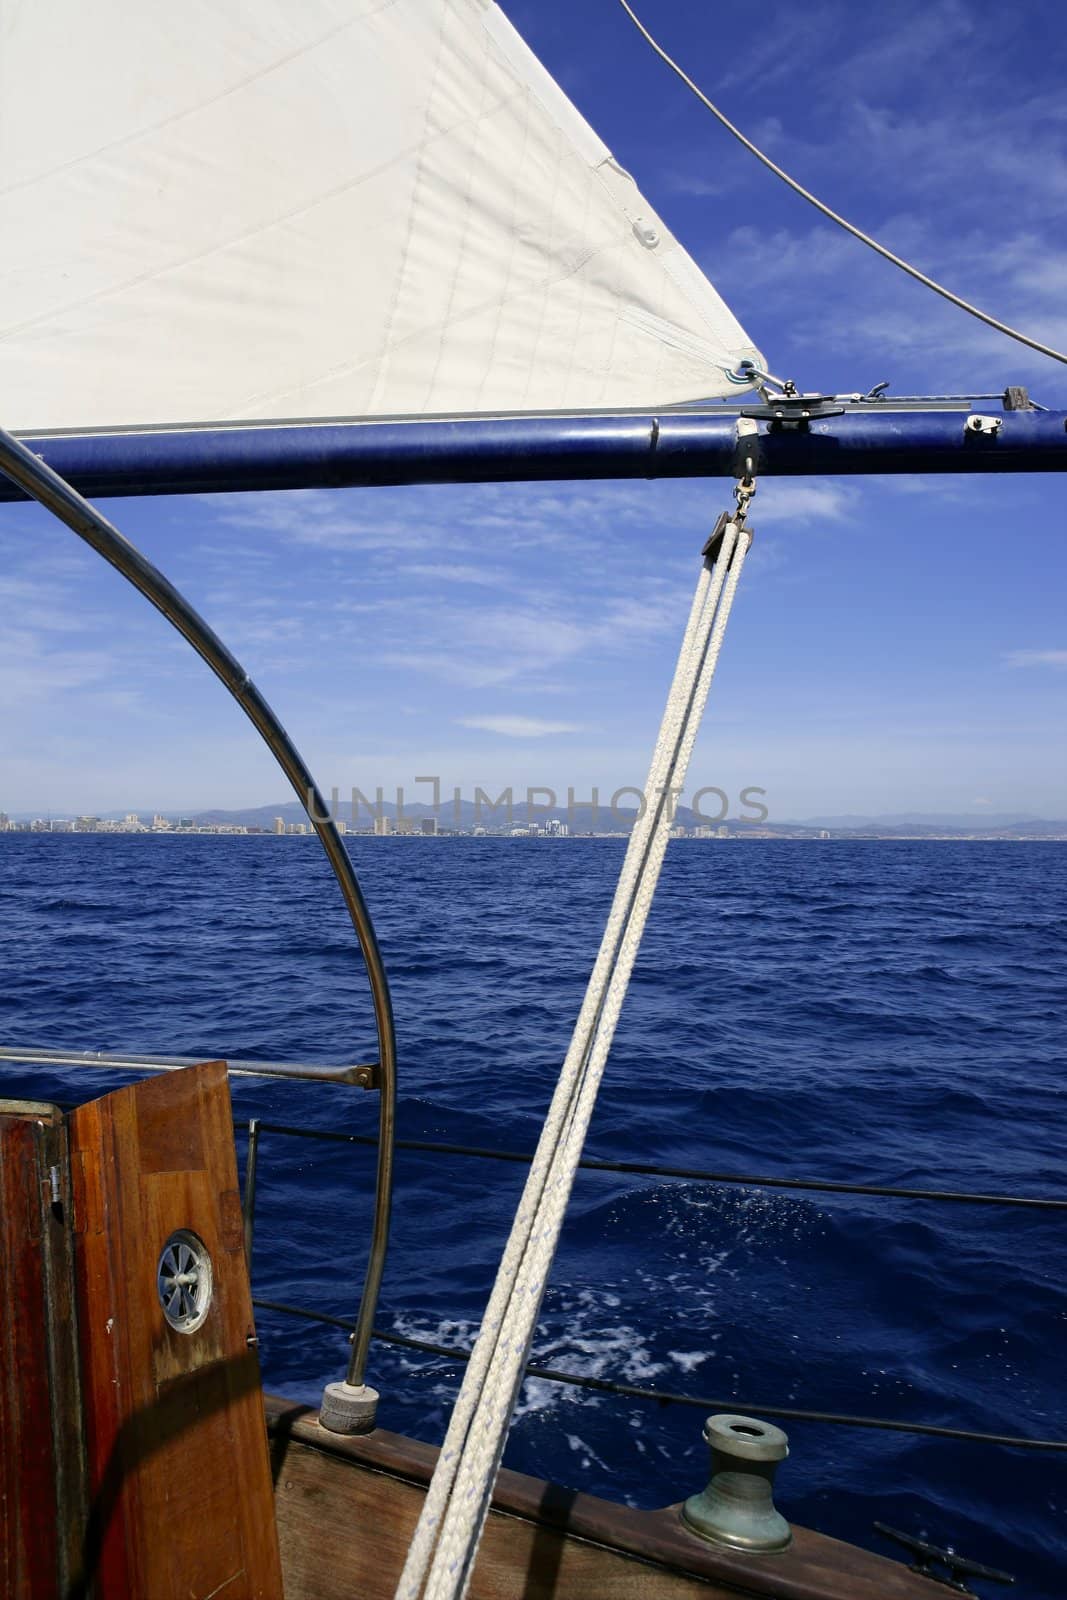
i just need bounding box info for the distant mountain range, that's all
[781,811,1058,830]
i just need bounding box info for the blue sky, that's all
[2,0,1066,820]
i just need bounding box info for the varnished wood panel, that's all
[1,1114,58,1600]
[0,1103,86,1600]
[266,1399,946,1600]
[70,1062,283,1600]
[271,1429,732,1600]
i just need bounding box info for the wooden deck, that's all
[266,1397,946,1600]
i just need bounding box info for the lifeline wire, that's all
[396,515,751,1600]
[248,1120,1067,1210]
[251,1300,1067,1454]
[616,0,1067,370]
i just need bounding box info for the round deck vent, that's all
[157,1229,213,1333]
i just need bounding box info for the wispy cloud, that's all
[0,628,120,707]
[381,604,587,689]
[749,481,857,526]
[715,210,1067,391]
[457,715,583,738]
[403,563,510,587]
[381,649,510,689]
[205,490,473,554]
[664,171,731,199]
[1003,649,1067,669]
[0,575,114,635]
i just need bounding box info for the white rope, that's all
[394,514,752,1600]
[616,0,1067,371]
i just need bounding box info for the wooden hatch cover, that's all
[68,1060,284,1599]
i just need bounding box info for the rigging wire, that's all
[616,0,1067,370]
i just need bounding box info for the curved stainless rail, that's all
[0,1044,378,1087]
[0,425,394,1390]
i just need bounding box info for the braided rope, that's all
[396,520,752,1600]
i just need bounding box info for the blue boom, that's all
[3,407,1066,500]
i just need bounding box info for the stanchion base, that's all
[319,1381,380,1435]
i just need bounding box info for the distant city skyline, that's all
[2,797,1065,843]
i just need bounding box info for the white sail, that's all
[0,0,762,433]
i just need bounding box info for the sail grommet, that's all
[319,1379,380,1435]
[682,1413,791,1552]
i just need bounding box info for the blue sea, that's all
[1,834,1063,1597]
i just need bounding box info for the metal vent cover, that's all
[157,1229,213,1333]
